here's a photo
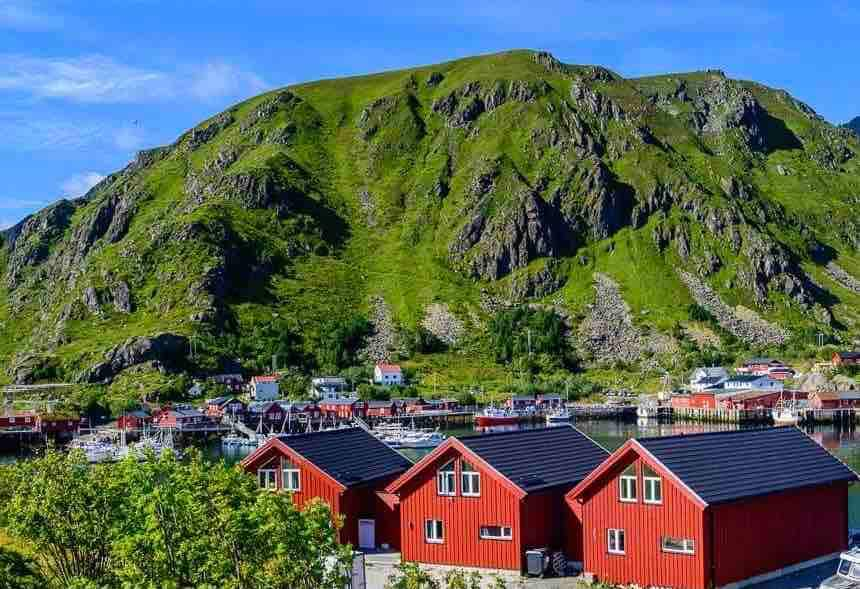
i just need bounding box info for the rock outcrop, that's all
[678,270,789,345]
[421,303,464,347]
[81,333,189,383]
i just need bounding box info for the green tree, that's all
[0,450,122,586]
[0,547,44,589]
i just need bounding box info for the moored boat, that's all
[474,406,522,427]
[772,393,801,426]
[546,407,573,423]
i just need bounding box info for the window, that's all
[437,460,456,496]
[643,465,662,504]
[461,461,480,497]
[282,457,300,491]
[480,525,512,540]
[661,536,695,555]
[425,519,444,543]
[258,469,277,490]
[619,465,637,502]
[608,529,625,554]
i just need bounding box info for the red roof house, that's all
[319,399,367,420]
[117,409,153,431]
[0,411,37,430]
[833,351,860,367]
[566,427,857,589]
[384,426,609,571]
[241,428,412,549]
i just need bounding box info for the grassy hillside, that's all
[2,50,860,406]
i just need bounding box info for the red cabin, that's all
[319,399,367,420]
[670,392,717,410]
[36,413,84,433]
[0,412,37,430]
[205,396,247,419]
[241,428,411,549]
[384,426,609,572]
[809,390,860,410]
[567,427,856,589]
[154,408,208,429]
[717,390,807,411]
[366,400,398,418]
[117,409,153,431]
[833,351,860,367]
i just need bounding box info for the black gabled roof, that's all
[277,427,412,488]
[459,426,609,493]
[637,427,858,505]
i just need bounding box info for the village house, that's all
[36,413,85,434]
[310,377,350,400]
[536,393,563,408]
[833,351,860,367]
[689,367,729,392]
[426,398,461,412]
[277,400,320,421]
[245,401,289,432]
[384,426,609,572]
[0,411,37,430]
[249,375,279,401]
[393,397,429,414]
[212,373,245,392]
[506,396,536,411]
[319,398,368,421]
[205,396,247,420]
[374,363,403,387]
[718,390,806,411]
[566,427,856,589]
[723,374,784,392]
[670,392,720,410]
[366,400,398,418]
[241,428,412,549]
[809,390,860,410]
[117,409,153,431]
[737,358,786,375]
[154,407,208,430]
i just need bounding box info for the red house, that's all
[241,428,411,549]
[117,409,153,431]
[833,351,860,367]
[809,390,860,410]
[205,396,246,419]
[319,399,367,420]
[154,408,208,429]
[366,400,398,418]
[0,412,37,430]
[36,413,84,434]
[384,427,609,571]
[566,427,857,589]
[717,390,807,411]
[670,392,717,410]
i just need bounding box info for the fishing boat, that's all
[546,407,573,423]
[772,393,801,426]
[373,420,447,449]
[818,546,860,588]
[474,406,522,427]
[69,435,121,463]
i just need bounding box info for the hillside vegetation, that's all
[4,50,860,403]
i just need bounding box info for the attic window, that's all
[461,461,480,497]
[282,457,300,492]
[619,464,637,502]
[643,464,662,504]
[437,460,456,496]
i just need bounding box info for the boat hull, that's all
[475,415,521,427]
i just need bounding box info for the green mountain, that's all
[846,117,860,136]
[4,50,860,400]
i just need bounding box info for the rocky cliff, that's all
[3,50,860,389]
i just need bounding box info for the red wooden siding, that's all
[576,453,708,589]
[340,477,402,549]
[520,489,569,558]
[398,447,523,570]
[711,482,849,587]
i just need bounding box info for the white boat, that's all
[373,419,446,449]
[131,429,180,458]
[69,437,120,463]
[546,408,573,423]
[772,393,801,426]
[819,547,860,588]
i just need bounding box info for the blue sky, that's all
[1,1,859,228]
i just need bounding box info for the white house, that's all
[723,374,784,392]
[310,377,349,400]
[689,367,729,392]
[373,363,403,387]
[249,375,279,401]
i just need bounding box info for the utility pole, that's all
[527,329,532,358]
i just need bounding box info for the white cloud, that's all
[190,61,269,102]
[0,54,269,104]
[60,172,105,197]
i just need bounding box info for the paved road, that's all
[364,552,840,589]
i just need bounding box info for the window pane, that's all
[618,531,625,552]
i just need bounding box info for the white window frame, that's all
[425,519,444,544]
[643,465,662,505]
[661,536,695,555]
[461,461,481,497]
[437,460,456,496]
[258,469,277,491]
[619,465,637,503]
[479,525,512,541]
[608,528,625,555]
[283,468,300,491]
